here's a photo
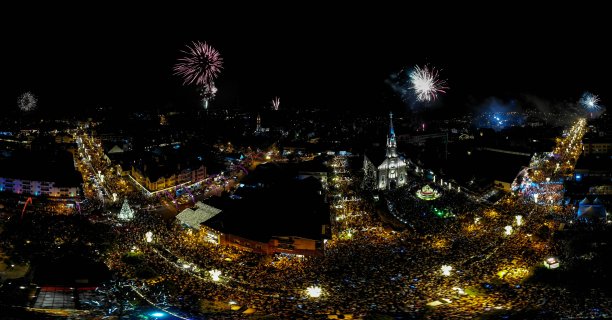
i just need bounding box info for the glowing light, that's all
[150,312,166,318]
[441,265,452,276]
[341,229,354,239]
[145,231,153,243]
[452,287,466,295]
[209,269,221,281]
[306,285,322,298]
[504,225,513,236]
[544,257,560,269]
[416,185,441,200]
[515,215,523,226]
[410,65,448,102]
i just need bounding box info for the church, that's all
[363,113,408,190]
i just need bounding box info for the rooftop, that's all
[132,147,207,181]
[0,150,82,187]
[176,201,222,230]
[204,166,329,242]
[576,156,612,171]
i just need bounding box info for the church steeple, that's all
[255,113,262,133]
[386,112,397,157]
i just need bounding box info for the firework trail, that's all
[579,92,601,111]
[18,92,38,112]
[409,65,448,102]
[272,97,280,110]
[200,84,217,99]
[199,84,218,110]
[174,41,223,87]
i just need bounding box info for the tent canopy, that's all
[176,202,222,229]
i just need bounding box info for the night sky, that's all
[3,8,610,116]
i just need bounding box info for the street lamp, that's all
[441,265,452,276]
[515,215,523,226]
[145,231,153,243]
[306,285,322,298]
[209,269,221,282]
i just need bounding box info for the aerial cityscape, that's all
[1,16,611,320]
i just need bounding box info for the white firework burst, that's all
[579,92,601,111]
[18,92,38,112]
[409,65,448,102]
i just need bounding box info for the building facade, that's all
[130,164,206,193]
[0,177,80,198]
[583,140,612,155]
[0,150,82,199]
[202,225,323,256]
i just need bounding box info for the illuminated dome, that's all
[416,185,441,201]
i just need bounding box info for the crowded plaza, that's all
[87,119,610,318]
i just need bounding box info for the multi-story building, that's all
[129,151,207,194]
[0,150,82,198]
[582,138,612,155]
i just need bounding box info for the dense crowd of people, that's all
[98,151,611,319]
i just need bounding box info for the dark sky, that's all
[3,7,610,115]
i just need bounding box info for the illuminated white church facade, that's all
[377,113,408,190]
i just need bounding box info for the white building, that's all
[377,113,408,190]
[0,177,80,198]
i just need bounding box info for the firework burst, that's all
[18,92,38,112]
[200,84,218,98]
[199,84,218,110]
[174,41,223,87]
[579,92,601,111]
[409,65,448,102]
[271,97,280,111]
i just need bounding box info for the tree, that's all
[118,199,134,221]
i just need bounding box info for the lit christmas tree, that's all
[118,199,134,221]
[361,155,377,190]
